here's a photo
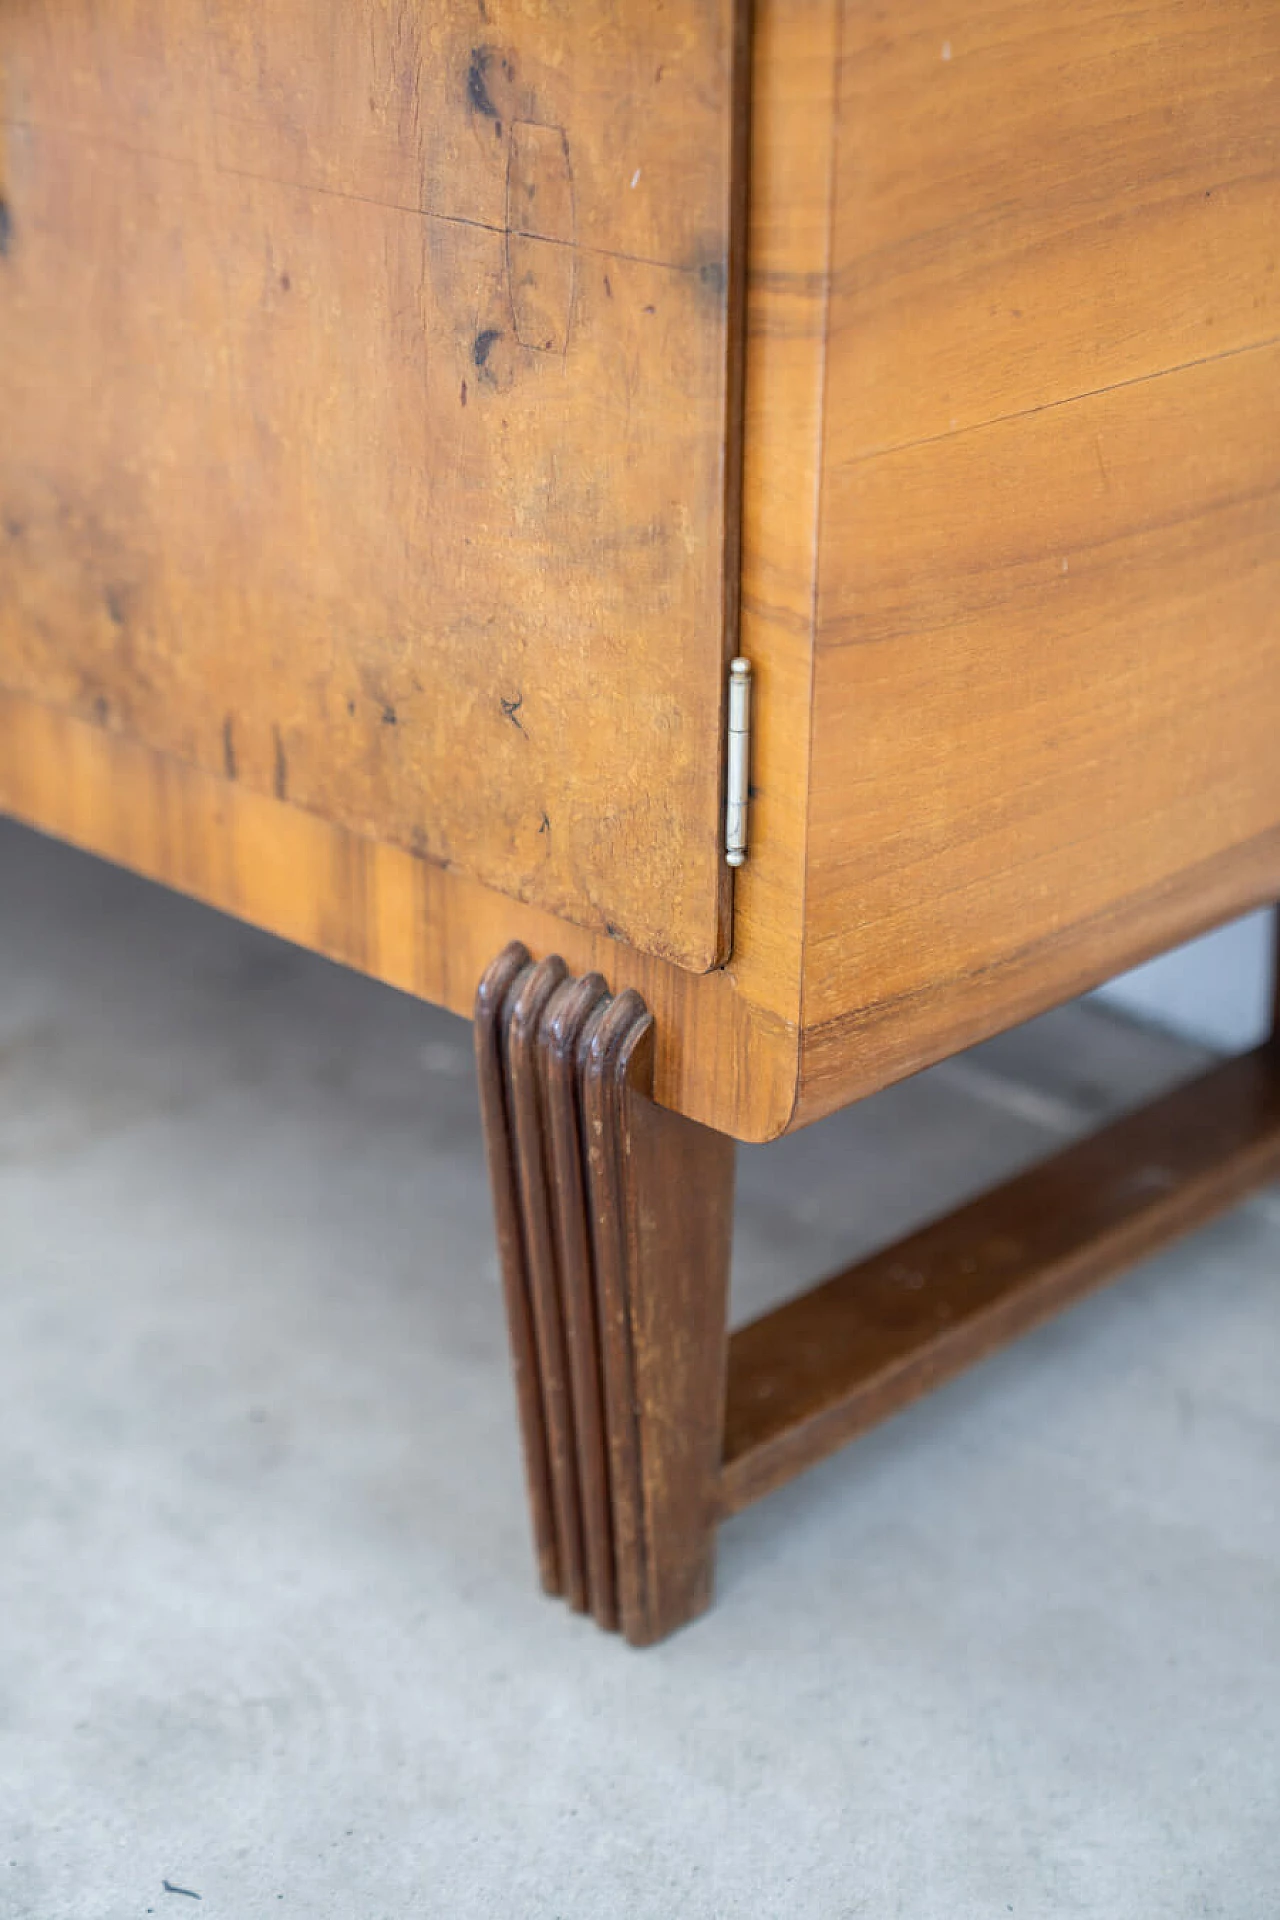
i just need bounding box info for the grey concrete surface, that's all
[2,816,1277,1919]
[1093,909,1273,1055]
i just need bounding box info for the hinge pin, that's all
[724,656,752,868]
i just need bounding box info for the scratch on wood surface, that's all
[1094,433,1111,490]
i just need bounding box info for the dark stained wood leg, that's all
[474,945,560,1598]
[475,944,735,1646]
[721,1043,1280,1514]
[479,937,1280,1646]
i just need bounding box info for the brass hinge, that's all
[724,656,752,868]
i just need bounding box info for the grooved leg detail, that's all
[474,944,559,1596]
[478,936,1280,1647]
[475,943,735,1645]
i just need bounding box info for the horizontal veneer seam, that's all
[826,326,1280,471]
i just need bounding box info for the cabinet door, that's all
[0,0,743,970]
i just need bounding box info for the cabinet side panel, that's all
[799,0,1280,1121]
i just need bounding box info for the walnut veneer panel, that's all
[0,0,836,1144]
[0,0,742,971]
[795,0,1280,1123]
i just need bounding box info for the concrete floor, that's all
[2,816,1277,1919]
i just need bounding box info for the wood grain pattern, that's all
[507,956,585,1611]
[830,0,1280,458]
[0,0,830,1143]
[474,943,559,1594]
[543,973,616,1629]
[6,0,1277,1145]
[583,998,735,1644]
[0,684,802,1138]
[795,0,1280,1125]
[724,1041,1280,1514]
[0,0,742,971]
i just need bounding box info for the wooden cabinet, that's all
[4,0,1279,1642]
[5,0,1278,1143]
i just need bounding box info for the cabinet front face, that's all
[0,0,743,971]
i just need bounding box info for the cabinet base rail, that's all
[476,938,1280,1647]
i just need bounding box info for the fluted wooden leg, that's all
[475,942,735,1646]
[478,918,1280,1648]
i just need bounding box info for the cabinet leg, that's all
[475,943,735,1646]
[477,916,1280,1646]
